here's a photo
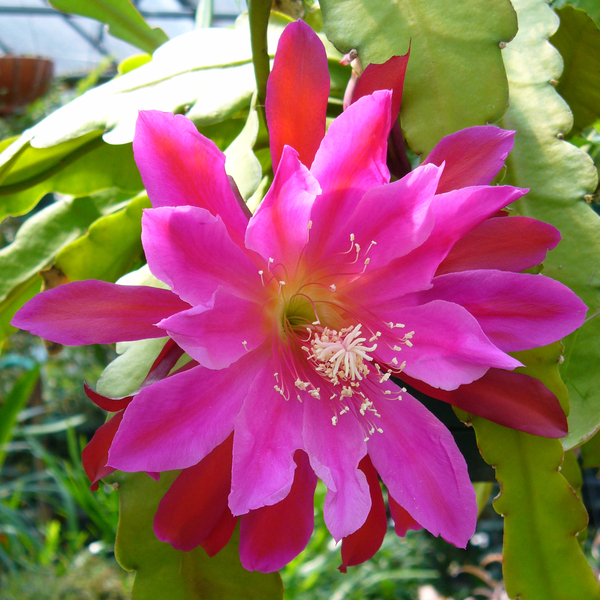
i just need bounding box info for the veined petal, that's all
[380,300,521,390]
[308,91,391,263]
[108,350,267,473]
[401,369,568,438]
[437,216,561,275]
[229,362,304,515]
[302,395,370,541]
[239,451,317,573]
[339,456,387,573]
[423,126,515,193]
[154,435,233,551]
[368,390,477,548]
[158,288,268,370]
[245,145,320,267]
[419,270,587,351]
[266,19,329,171]
[12,281,189,345]
[143,206,261,305]
[133,110,248,247]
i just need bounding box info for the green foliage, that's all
[319,0,517,155]
[107,471,283,600]
[47,0,168,54]
[550,5,600,135]
[500,0,600,450]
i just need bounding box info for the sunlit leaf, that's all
[48,0,168,54]
[500,0,600,450]
[550,5,600,135]
[107,471,283,600]
[319,0,517,154]
[0,275,41,343]
[55,193,151,283]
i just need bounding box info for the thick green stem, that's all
[247,0,272,118]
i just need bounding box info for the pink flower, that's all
[13,21,587,572]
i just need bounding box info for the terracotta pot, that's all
[0,55,54,115]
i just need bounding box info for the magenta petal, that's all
[266,20,329,171]
[12,281,189,345]
[420,270,587,352]
[133,110,248,247]
[108,351,266,472]
[368,391,477,548]
[383,300,521,390]
[307,91,392,263]
[245,145,320,267]
[158,288,268,370]
[302,395,370,541]
[142,206,261,306]
[352,53,410,124]
[229,362,304,515]
[153,435,233,551]
[423,126,515,193]
[239,451,317,573]
[437,216,561,275]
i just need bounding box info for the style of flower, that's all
[13,20,587,573]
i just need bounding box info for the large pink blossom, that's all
[13,20,587,572]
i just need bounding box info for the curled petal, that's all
[239,451,317,573]
[12,281,189,345]
[266,19,329,170]
[368,390,476,548]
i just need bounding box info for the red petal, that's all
[339,456,387,573]
[201,509,239,557]
[266,20,329,170]
[401,369,568,438]
[82,410,125,491]
[239,451,317,573]
[352,51,410,125]
[388,494,422,537]
[436,216,561,275]
[153,435,233,551]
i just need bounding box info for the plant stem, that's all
[247,0,271,120]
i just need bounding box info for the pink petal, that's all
[133,110,248,248]
[108,350,266,472]
[388,493,422,536]
[302,395,371,541]
[307,91,392,264]
[266,20,329,171]
[381,300,521,390]
[423,126,515,193]
[401,368,568,438]
[245,145,320,267]
[12,281,189,345]
[158,289,268,370]
[419,271,587,352]
[437,216,561,275]
[332,163,440,270]
[339,457,387,572]
[239,451,317,573]
[82,410,124,491]
[142,206,261,306]
[229,362,304,515]
[351,53,410,124]
[368,390,477,548]
[154,435,233,551]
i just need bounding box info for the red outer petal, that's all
[201,510,239,557]
[388,494,422,537]
[339,456,387,573]
[84,383,132,412]
[436,216,561,275]
[401,369,568,438]
[82,410,125,491]
[266,20,329,170]
[351,51,410,125]
[153,435,233,552]
[239,451,317,573]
